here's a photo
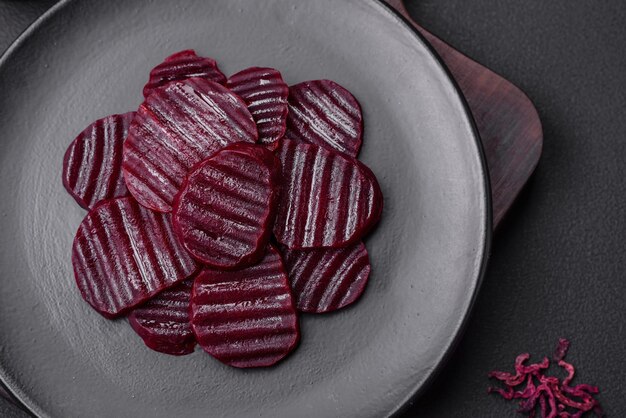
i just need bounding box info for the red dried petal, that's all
[554,338,571,362]
[514,376,536,399]
[551,382,596,412]
[558,360,576,386]
[520,356,550,375]
[489,340,603,418]
[488,386,514,400]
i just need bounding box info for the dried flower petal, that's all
[554,338,571,362]
[488,339,603,418]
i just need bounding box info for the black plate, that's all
[0,0,490,416]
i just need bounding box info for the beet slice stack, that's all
[122,77,258,212]
[72,197,198,318]
[190,245,300,368]
[128,279,196,356]
[63,50,385,367]
[172,143,281,269]
[62,112,134,210]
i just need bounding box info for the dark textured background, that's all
[1,1,625,416]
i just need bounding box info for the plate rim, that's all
[0,0,492,416]
[376,2,492,416]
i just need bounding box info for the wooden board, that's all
[387,0,543,228]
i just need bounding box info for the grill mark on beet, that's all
[322,251,369,310]
[286,80,363,157]
[81,121,105,204]
[190,245,299,368]
[300,250,345,309]
[172,144,280,269]
[143,50,226,98]
[123,78,258,212]
[291,148,316,244]
[303,85,357,140]
[62,113,134,209]
[128,279,195,356]
[227,67,289,147]
[72,197,198,318]
[274,140,382,249]
[94,203,139,305]
[282,243,371,313]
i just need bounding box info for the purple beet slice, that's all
[226,67,289,148]
[123,77,258,212]
[190,245,299,368]
[172,143,281,269]
[62,112,134,210]
[286,79,363,157]
[281,242,371,313]
[274,139,383,249]
[72,197,198,318]
[128,279,195,356]
[143,50,227,98]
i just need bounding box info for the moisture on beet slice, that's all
[143,49,227,98]
[226,67,289,148]
[128,279,196,356]
[281,242,371,313]
[72,197,198,318]
[62,112,134,210]
[190,245,299,368]
[274,139,383,249]
[123,77,258,212]
[172,143,281,269]
[286,79,363,157]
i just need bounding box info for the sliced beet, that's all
[172,143,281,269]
[190,245,299,368]
[281,242,371,313]
[62,112,134,210]
[72,197,198,318]
[286,79,363,157]
[123,77,258,212]
[273,139,383,249]
[226,67,289,148]
[143,50,226,98]
[128,279,195,356]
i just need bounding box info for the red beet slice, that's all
[143,50,226,98]
[281,242,371,313]
[128,279,195,356]
[190,245,299,368]
[62,112,134,210]
[226,67,289,148]
[286,79,363,157]
[172,143,281,269]
[273,139,383,249]
[123,77,258,212]
[72,197,198,318]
